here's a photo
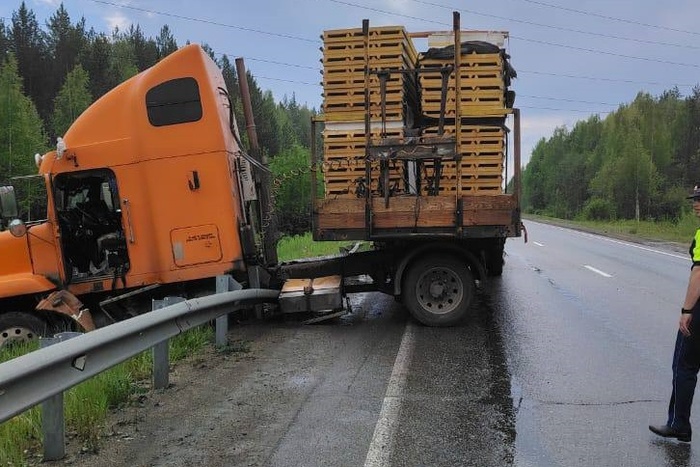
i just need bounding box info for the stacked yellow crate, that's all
[419,53,506,118]
[321,26,418,198]
[422,125,505,194]
[417,40,514,194]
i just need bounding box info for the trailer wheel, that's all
[403,254,475,326]
[0,312,48,348]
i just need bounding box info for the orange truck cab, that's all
[0,44,261,342]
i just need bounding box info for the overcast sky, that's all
[2,0,700,169]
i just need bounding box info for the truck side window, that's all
[146,77,202,127]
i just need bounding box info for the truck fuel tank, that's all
[279,275,343,314]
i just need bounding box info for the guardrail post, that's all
[215,275,242,346]
[40,331,82,461]
[151,297,185,389]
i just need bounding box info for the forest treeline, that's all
[0,2,316,233]
[10,2,696,232]
[522,87,700,222]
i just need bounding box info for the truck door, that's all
[53,169,129,284]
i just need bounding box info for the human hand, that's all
[680,313,693,337]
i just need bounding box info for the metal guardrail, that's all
[0,288,279,425]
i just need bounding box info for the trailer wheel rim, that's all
[414,266,464,315]
[0,325,38,347]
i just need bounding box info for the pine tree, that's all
[46,4,87,96]
[127,24,158,71]
[10,2,50,123]
[83,30,111,99]
[156,25,177,59]
[0,22,9,62]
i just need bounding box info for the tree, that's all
[269,144,315,234]
[0,54,46,181]
[46,4,87,85]
[83,30,111,99]
[127,24,158,71]
[109,31,138,86]
[52,63,91,137]
[156,25,177,59]
[10,2,50,122]
[0,21,9,62]
[279,93,316,149]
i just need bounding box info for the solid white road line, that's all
[364,323,415,467]
[584,265,612,278]
[534,222,688,261]
[533,242,544,247]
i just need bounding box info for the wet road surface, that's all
[497,221,696,467]
[61,220,698,467]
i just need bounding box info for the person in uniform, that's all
[649,185,700,442]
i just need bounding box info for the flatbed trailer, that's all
[277,12,523,326]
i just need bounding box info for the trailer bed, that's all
[313,193,519,240]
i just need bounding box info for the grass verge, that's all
[277,232,362,261]
[1,232,351,465]
[0,326,215,465]
[525,212,698,246]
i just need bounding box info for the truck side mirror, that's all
[0,186,19,220]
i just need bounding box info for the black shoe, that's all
[649,424,692,442]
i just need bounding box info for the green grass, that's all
[526,212,699,245]
[277,232,362,261]
[0,325,215,464]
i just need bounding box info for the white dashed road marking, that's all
[584,265,612,278]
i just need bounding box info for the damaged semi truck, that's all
[0,12,522,346]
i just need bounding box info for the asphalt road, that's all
[61,220,699,467]
[497,220,696,467]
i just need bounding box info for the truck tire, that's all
[403,254,476,326]
[0,312,48,348]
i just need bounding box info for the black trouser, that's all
[667,316,700,433]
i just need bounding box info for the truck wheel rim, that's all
[415,266,464,315]
[0,326,37,347]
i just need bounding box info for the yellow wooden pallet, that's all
[419,53,504,68]
[422,105,508,119]
[323,82,406,100]
[324,128,403,140]
[420,78,505,92]
[325,175,404,197]
[323,102,405,115]
[423,89,505,103]
[323,26,418,62]
[424,125,504,138]
[324,109,407,121]
[323,26,409,41]
[323,42,411,60]
[324,52,409,67]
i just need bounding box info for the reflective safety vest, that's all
[691,229,700,267]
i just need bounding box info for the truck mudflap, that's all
[36,290,96,331]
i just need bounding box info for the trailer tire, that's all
[0,312,48,348]
[403,254,475,326]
